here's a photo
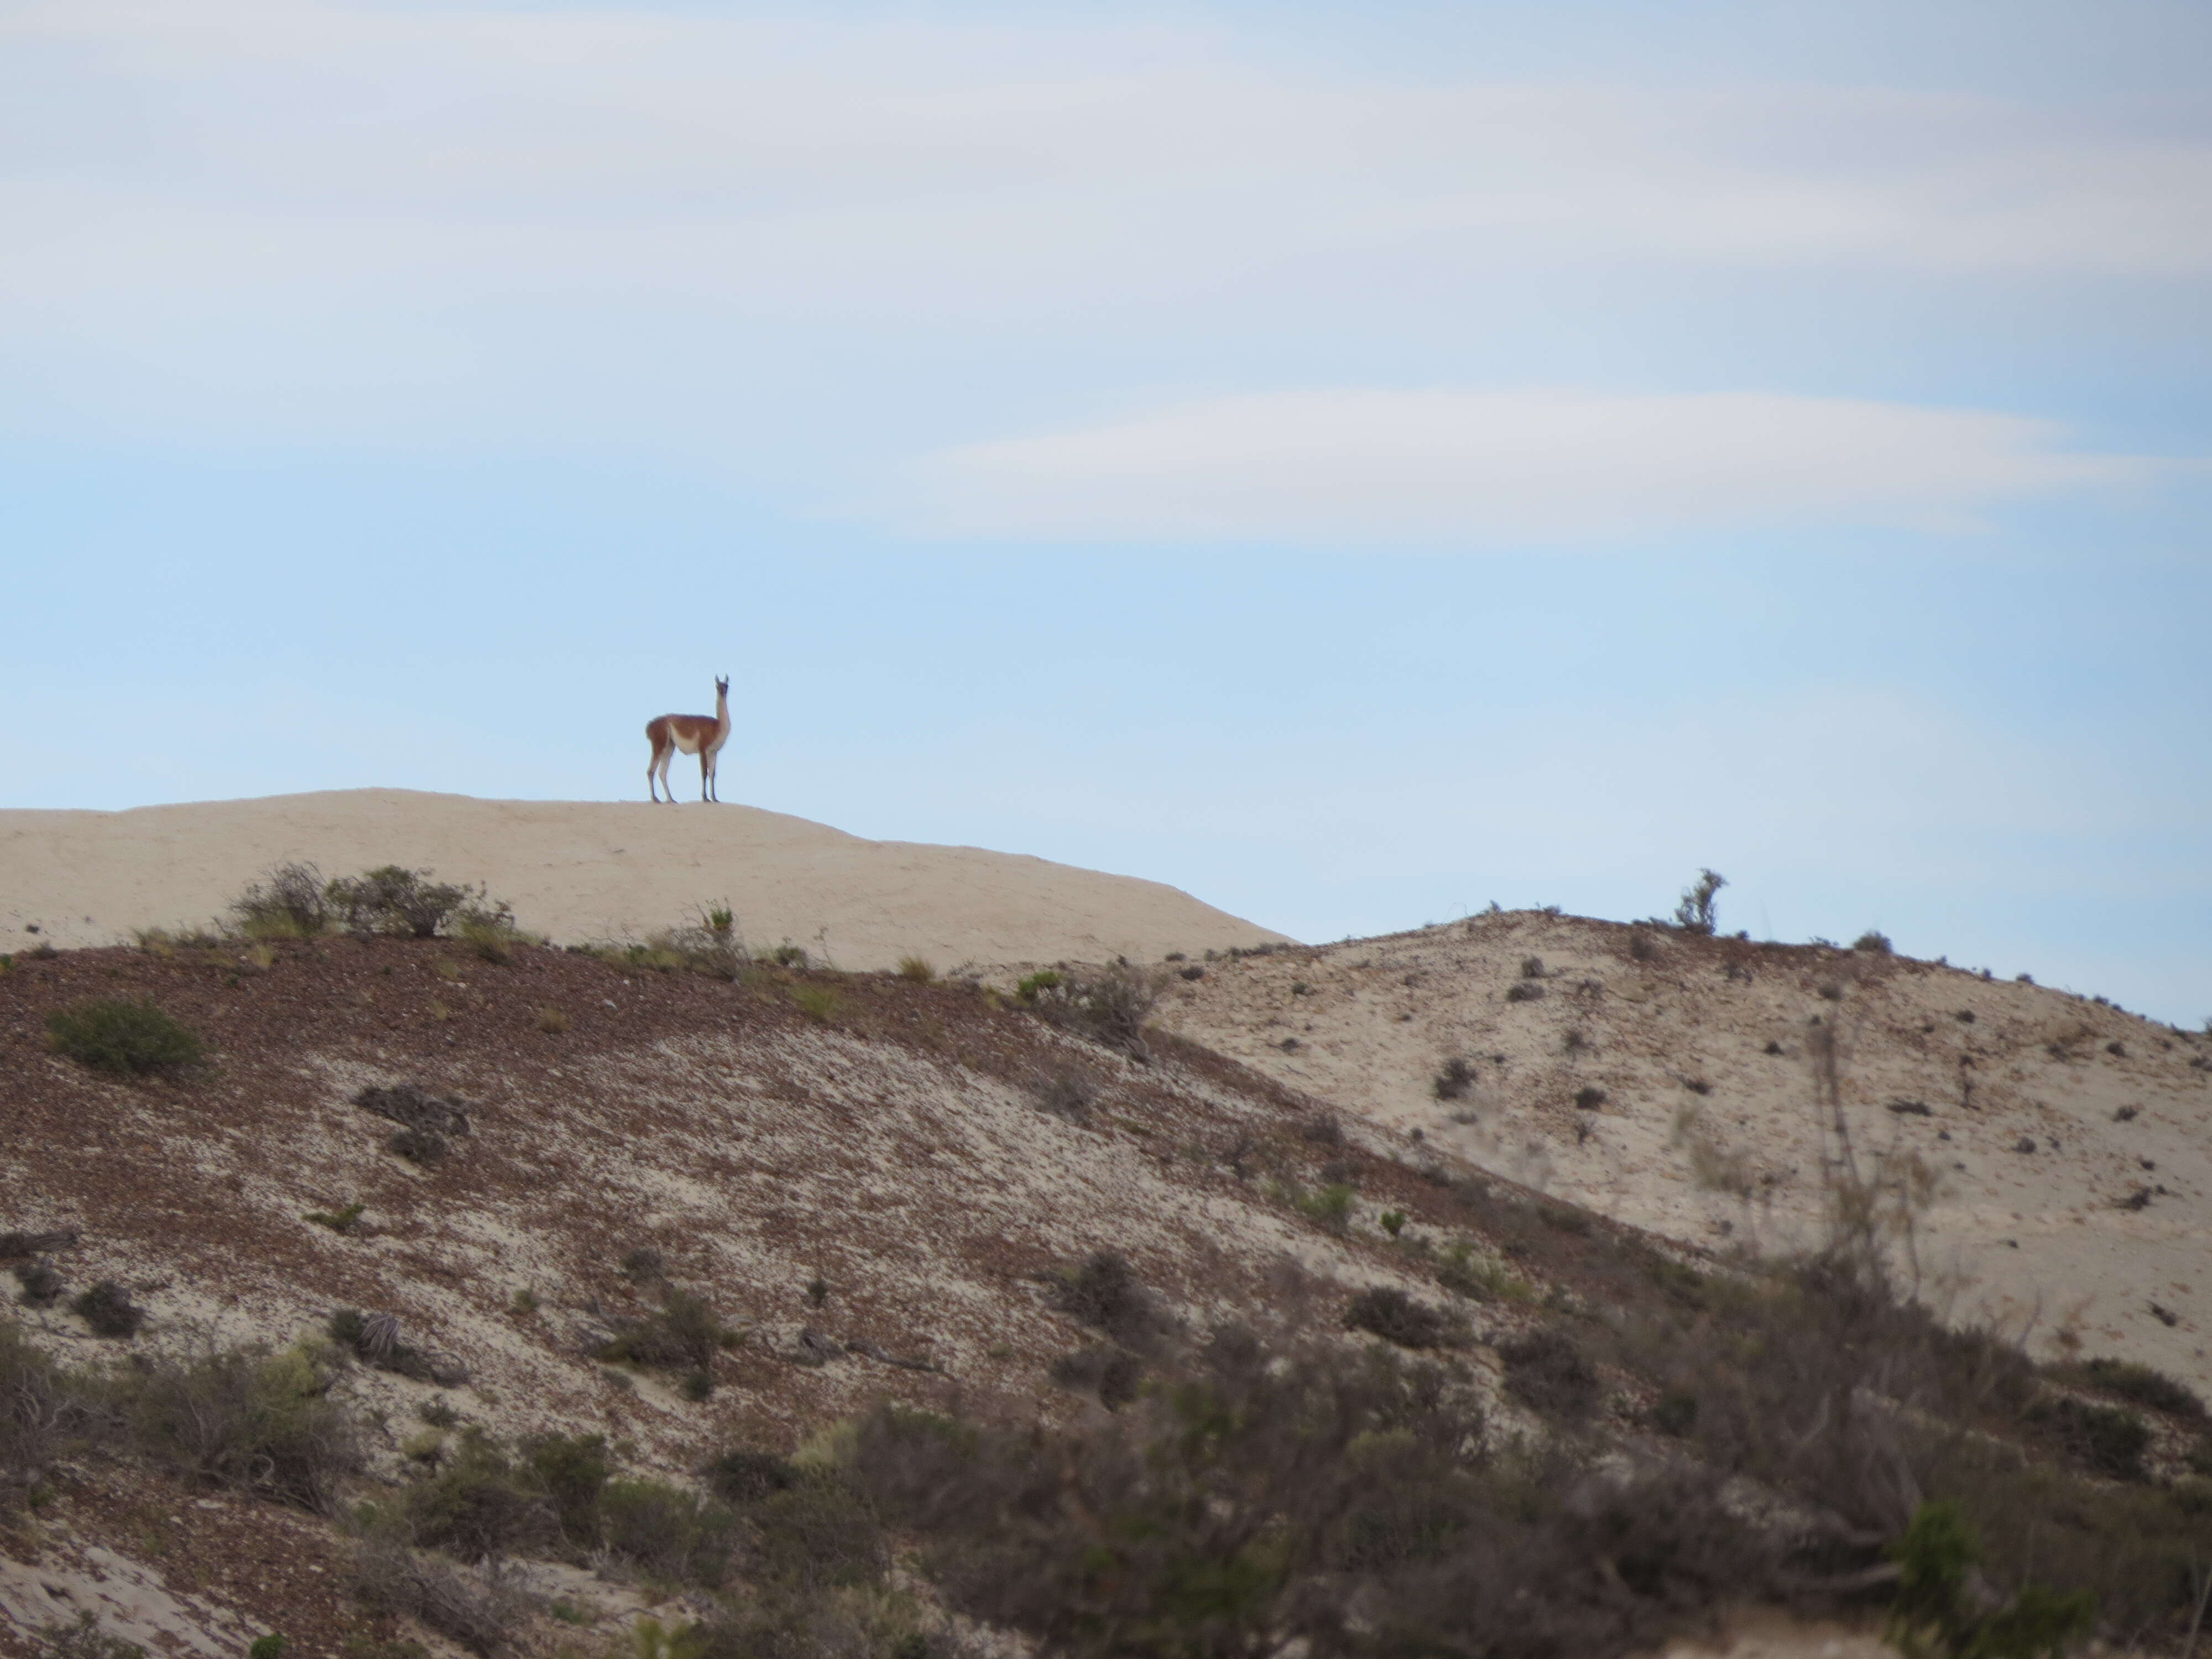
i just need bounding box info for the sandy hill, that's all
[0,790,1288,969]
[1157,910,2212,1395]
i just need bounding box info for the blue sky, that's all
[3,0,2208,1022]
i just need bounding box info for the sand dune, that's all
[0,789,1288,970]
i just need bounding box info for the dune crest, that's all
[0,788,1288,969]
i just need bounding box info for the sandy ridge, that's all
[0,789,1289,970]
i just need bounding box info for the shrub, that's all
[1885,1499,2094,1659]
[704,1448,797,1504]
[1520,956,1545,979]
[1432,1057,1474,1100]
[1500,1329,1600,1421]
[599,1288,727,1373]
[13,1261,64,1307]
[353,1537,528,1657]
[1292,1182,1355,1233]
[327,867,483,938]
[1504,981,1544,1004]
[32,1612,147,1659]
[327,1308,463,1385]
[354,1083,471,1138]
[304,1202,367,1234]
[229,862,332,939]
[790,984,842,1024]
[1032,1066,1099,1125]
[1050,1252,1171,1352]
[1674,868,1726,935]
[1573,1086,1607,1111]
[1627,928,1662,962]
[1436,1240,1527,1303]
[600,1477,740,1585]
[1298,1112,1344,1146]
[897,955,935,982]
[748,1472,886,1590]
[1021,960,1168,1059]
[621,1246,667,1281]
[248,1637,285,1659]
[70,1281,144,1338]
[387,1126,446,1164]
[401,1432,558,1558]
[121,1343,358,1511]
[1854,930,1893,954]
[1,1321,100,1503]
[1052,1345,1144,1410]
[46,1000,205,1078]
[1344,1287,1453,1349]
[533,1006,569,1034]
[2036,1396,2150,1480]
[2064,1357,2206,1420]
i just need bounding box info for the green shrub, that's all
[2036,1396,2150,1480]
[703,1448,797,1504]
[1019,961,1167,1059]
[46,1000,204,1077]
[305,1202,367,1234]
[748,1473,886,1590]
[2064,1357,2206,1420]
[248,1635,286,1659]
[897,956,935,982]
[1885,1499,2094,1659]
[1674,868,1726,935]
[790,984,842,1024]
[401,1432,557,1558]
[519,1432,611,1546]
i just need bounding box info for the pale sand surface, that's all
[0,788,1288,970]
[1160,911,2212,1396]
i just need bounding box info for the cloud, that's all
[911,389,2157,542]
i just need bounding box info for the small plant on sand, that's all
[46,1000,205,1078]
[304,1201,367,1235]
[1674,868,1726,935]
[1432,1057,1475,1100]
[1854,930,1894,954]
[1019,960,1168,1059]
[896,955,935,982]
[13,1260,65,1307]
[533,1006,570,1034]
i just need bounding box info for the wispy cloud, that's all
[912,389,2158,542]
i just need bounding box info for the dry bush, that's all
[1344,1286,1455,1349]
[354,1083,472,1138]
[1021,960,1168,1060]
[13,1260,65,1307]
[897,955,935,982]
[327,867,488,939]
[327,1308,467,1386]
[119,1343,359,1511]
[229,862,332,938]
[598,1287,728,1372]
[1051,1344,1144,1410]
[1049,1252,1172,1353]
[1432,1057,1475,1100]
[70,1281,144,1338]
[1500,1329,1601,1421]
[353,1537,530,1656]
[851,1328,1767,1659]
[1031,1065,1100,1125]
[531,1005,568,1034]
[1,1321,103,1506]
[1674,868,1727,935]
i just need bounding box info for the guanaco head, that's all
[714,675,730,698]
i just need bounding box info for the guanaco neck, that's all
[714,684,731,740]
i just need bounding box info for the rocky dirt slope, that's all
[1156,910,2212,1394]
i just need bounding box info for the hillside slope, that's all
[1156,911,2212,1394]
[0,790,1288,968]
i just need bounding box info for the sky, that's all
[2,0,2208,1023]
